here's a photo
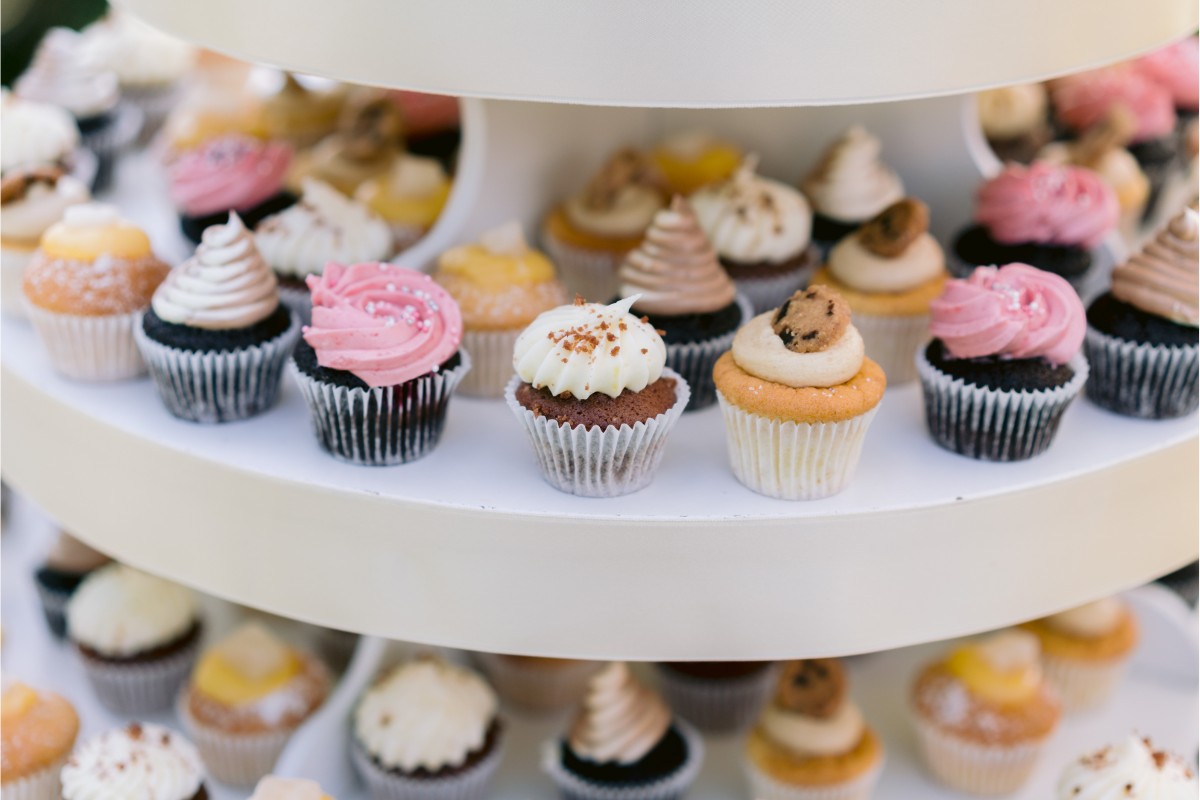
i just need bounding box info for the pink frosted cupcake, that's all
[1134,36,1199,125]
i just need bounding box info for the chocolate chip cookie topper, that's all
[775,659,847,719]
[858,198,930,258]
[771,286,852,354]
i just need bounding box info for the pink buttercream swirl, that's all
[303,261,463,387]
[169,135,292,217]
[929,263,1085,365]
[1052,67,1177,142]
[975,161,1118,249]
[1134,37,1200,112]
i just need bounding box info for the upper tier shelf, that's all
[117,0,1197,107]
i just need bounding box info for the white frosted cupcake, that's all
[0,90,95,187]
[1058,735,1197,799]
[61,723,206,800]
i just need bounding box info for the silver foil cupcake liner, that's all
[134,311,302,423]
[664,293,753,412]
[80,103,144,192]
[1040,652,1128,712]
[457,328,521,399]
[24,303,146,380]
[541,231,626,303]
[76,634,202,714]
[852,311,931,387]
[292,351,471,465]
[2,753,70,800]
[177,693,296,787]
[916,349,1088,462]
[743,751,884,800]
[1083,326,1199,419]
[541,720,704,800]
[912,715,1048,796]
[656,663,777,733]
[504,367,690,497]
[473,653,602,715]
[351,736,504,800]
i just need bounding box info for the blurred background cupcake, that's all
[473,653,601,716]
[978,83,1053,164]
[356,152,452,253]
[160,79,267,163]
[387,89,462,169]
[651,130,743,195]
[61,723,207,800]
[32,528,110,638]
[250,776,336,799]
[0,90,96,189]
[656,661,776,734]
[1057,735,1197,799]
[288,88,405,195]
[0,681,79,800]
[260,72,346,150]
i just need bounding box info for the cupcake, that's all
[1019,596,1139,711]
[251,776,336,799]
[911,630,1061,795]
[66,564,202,714]
[0,166,89,317]
[433,221,567,398]
[178,622,331,786]
[261,73,346,150]
[1,682,79,800]
[288,89,404,195]
[1084,207,1199,418]
[351,657,503,800]
[543,661,704,800]
[506,296,690,497]
[168,134,296,244]
[950,161,1119,289]
[1058,735,1197,798]
[978,83,1053,164]
[800,126,905,254]
[136,212,302,423]
[356,153,453,252]
[541,148,667,302]
[656,661,776,734]
[692,159,820,314]
[387,90,462,167]
[255,178,393,323]
[0,90,93,185]
[32,529,110,638]
[23,203,170,381]
[161,83,267,161]
[473,654,601,716]
[810,198,947,385]
[712,286,885,500]
[919,263,1088,461]
[744,659,884,800]
[293,262,469,465]
[61,723,206,800]
[651,131,743,195]
[1134,36,1199,129]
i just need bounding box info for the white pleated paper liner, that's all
[2,753,70,800]
[24,302,147,381]
[852,311,930,387]
[457,327,521,399]
[1083,326,1199,419]
[504,367,690,498]
[276,281,313,326]
[473,652,602,715]
[742,750,884,800]
[541,230,626,303]
[134,311,302,423]
[1040,652,1128,712]
[656,662,777,733]
[75,633,202,715]
[663,293,754,412]
[176,693,296,787]
[916,349,1088,462]
[292,350,471,466]
[541,720,705,800]
[732,256,819,316]
[911,715,1050,796]
[351,735,504,800]
[80,103,144,192]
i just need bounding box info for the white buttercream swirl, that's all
[0,90,80,173]
[82,13,196,88]
[827,232,945,293]
[66,564,198,657]
[691,161,812,264]
[14,28,119,118]
[1,173,88,242]
[1058,736,1196,800]
[512,296,667,399]
[61,723,204,800]
[354,659,497,773]
[802,126,905,223]
[568,662,671,765]
[1043,598,1124,639]
[979,84,1050,140]
[760,700,865,758]
[731,311,864,388]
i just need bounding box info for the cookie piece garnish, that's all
[858,197,929,258]
[775,658,846,718]
[771,286,850,353]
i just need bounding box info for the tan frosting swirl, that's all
[568,662,671,765]
[1111,208,1199,325]
[564,149,665,238]
[617,195,736,315]
[802,126,905,223]
[979,84,1049,140]
[732,311,864,388]
[760,700,865,758]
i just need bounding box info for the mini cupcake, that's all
[288,89,404,195]
[810,198,947,385]
[32,529,110,638]
[506,297,690,497]
[978,83,1053,164]
[387,90,462,167]
[651,131,743,195]
[911,630,1061,795]
[692,159,820,314]
[0,166,89,317]
[800,126,905,253]
[1058,735,1197,799]
[1019,596,1139,711]
[0,90,93,185]
[950,161,1119,289]
[473,654,601,716]
[178,622,331,786]
[542,148,667,302]
[543,661,704,800]
[255,178,393,323]
[136,212,302,422]
[168,134,296,243]
[356,153,453,252]
[434,221,567,398]
[1,682,79,800]
[251,776,336,799]
[744,659,884,800]
[61,723,206,800]
[1084,207,1198,418]
[352,657,503,800]
[656,661,776,734]
[1134,36,1199,129]
[66,564,202,714]
[293,262,469,465]
[713,286,885,500]
[919,263,1088,461]
[23,203,170,381]
[261,73,346,150]
[161,83,267,161]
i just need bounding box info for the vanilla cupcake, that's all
[0,90,90,182]
[288,89,404,195]
[356,153,452,252]
[61,723,206,800]
[474,654,601,715]
[1,682,79,800]
[651,130,743,195]
[261,73,346,149]
[978,83,1052,164]
[1,167,89,317]
[801,126,905,253]
[1058,735,1197,799]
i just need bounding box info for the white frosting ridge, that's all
[66,564,198,657]
[568,662,671,765]
[691,161,813,263]
[14,28,120,118]
[760,700,865,758]
[61,723,204,800]
[0,90,81,172]
[731,311,864,388]
[979,84,1049,140]
[802,126,905,223]
[1,173,89,242]
[1043,598,1124,639]
[827,231,944,293]
[1057,735,1197,800]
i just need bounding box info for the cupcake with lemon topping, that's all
[356,153,452,252]
[1,682,79,800]
[651,131,743,195]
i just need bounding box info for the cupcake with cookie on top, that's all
[1,166,88,317]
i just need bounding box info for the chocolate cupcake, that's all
[655,661,776,734]
[61,723,207,800]
[32,529,110,638]
[978,83,1053,164]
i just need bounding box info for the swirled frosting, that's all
[1037,130,1149,216]
[732,311,864,388]
[255,178,393,279]
[1058,736,1197,800]
[618,195,736,315]
[691,160,812,263]
[512,296,667,399]
[930,263,1086,365]
[1134,37,1200,112]
[760,700,864,758]
[66,564,198,657]
[0,90,80,173]
[975,161,1119,248]
[563,149,665,238]
[61,723,204,800]
[168,135,292,217]
[1111,208,1199,326]
[1053,68,1177,143]
[14,28,119,119]
[304,262,463,386]
[0,167,89,243]
[1043,597,1123,639]
[979,84,1050,140]
[568,662,671,765]
[250,777,331,800]
[828,199,945,293]
[152,213,279,330]
[354,659,497,773]
[801,126,905,223]
[82,13,196,87]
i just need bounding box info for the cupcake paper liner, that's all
[134,311,302,423]
[656,664,778,733]
[277,282,313,326]
[1040,653,1128,712]
[351,737,504,800]
[2,753,70,800]
[851,311,930,387]
[742,751,884,800]
[76,635,201,714]
[504,367,690,498]
[665,294,754,412]
[457,328,521,399]
[541,721,705,800]
[734,264,818,316]
[912,715,1048,796]
[24,303,146,381]
[541,232,626,303]
[916,350,1088,462]
[1,245,35,317]
[715,393,879,500]
[1083,326,1199,419]
[473,653,602,716]
[33,579,72,638]
[292,351,471,466]
[81,103,144,192]
[177,693,295,787]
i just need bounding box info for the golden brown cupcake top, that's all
[1,682,80,782]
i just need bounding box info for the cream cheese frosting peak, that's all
[1058,736,1196,800]
[802,126,905,223]
[691,159,813,264]
[568,662,671,765]
[61,723,204,800]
